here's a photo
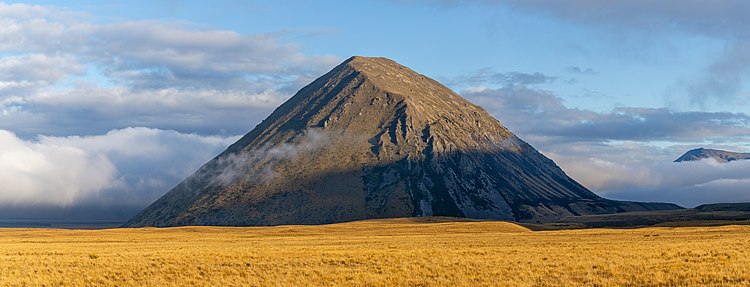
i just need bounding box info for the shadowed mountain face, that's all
[675,148,750,163]
[125,56,680,227]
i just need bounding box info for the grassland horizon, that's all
[1,217,749,286]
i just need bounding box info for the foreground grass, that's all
[0,218,749,286]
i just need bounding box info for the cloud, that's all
[87,21,340,90]
[211,128,331,186]
[462,87,750,144]
[682,40,750,107]
[447,68,555,88]
[549,152,750,207]
[1,84,285,136]
[0,54,85,106]
[0,54,83,86]
[565,66,598,76]
[0,127,238,219]
[0,2,340,138]
[0,3,89,52]
[0,130,115,207]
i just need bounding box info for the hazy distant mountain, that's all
[125,56,680,227]
[674,148,750,163]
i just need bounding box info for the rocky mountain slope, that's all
[674,148,750,163]
[125,56,680,227]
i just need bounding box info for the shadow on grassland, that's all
[519,202,750,230]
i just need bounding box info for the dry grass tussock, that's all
[0,217,749,286]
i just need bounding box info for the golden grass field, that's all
[1,218,749,286]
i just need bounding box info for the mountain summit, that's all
[674,148,750,163]
[125,56,679,227]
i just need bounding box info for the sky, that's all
[1,0,749,220]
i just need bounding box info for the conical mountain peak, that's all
[340,56,470,110]
[341,56,412,77]
[224,56,509,157]
[125,56,680,227]
[322,56,512,154]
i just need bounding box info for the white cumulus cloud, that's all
[0,130,115,206]
[0,128,239,219]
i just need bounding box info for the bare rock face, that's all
[125,56,680,227]
[674,148,750,163]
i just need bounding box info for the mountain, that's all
[125,56,680,227]
[674,148,750,163]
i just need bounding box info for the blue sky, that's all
[36,0,734,112]
[1,1,749,219]
[8,0,739,112]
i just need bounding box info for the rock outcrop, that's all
[674,148,750,163]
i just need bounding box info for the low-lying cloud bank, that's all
[0,128,238,220]
[549,153,750,207]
